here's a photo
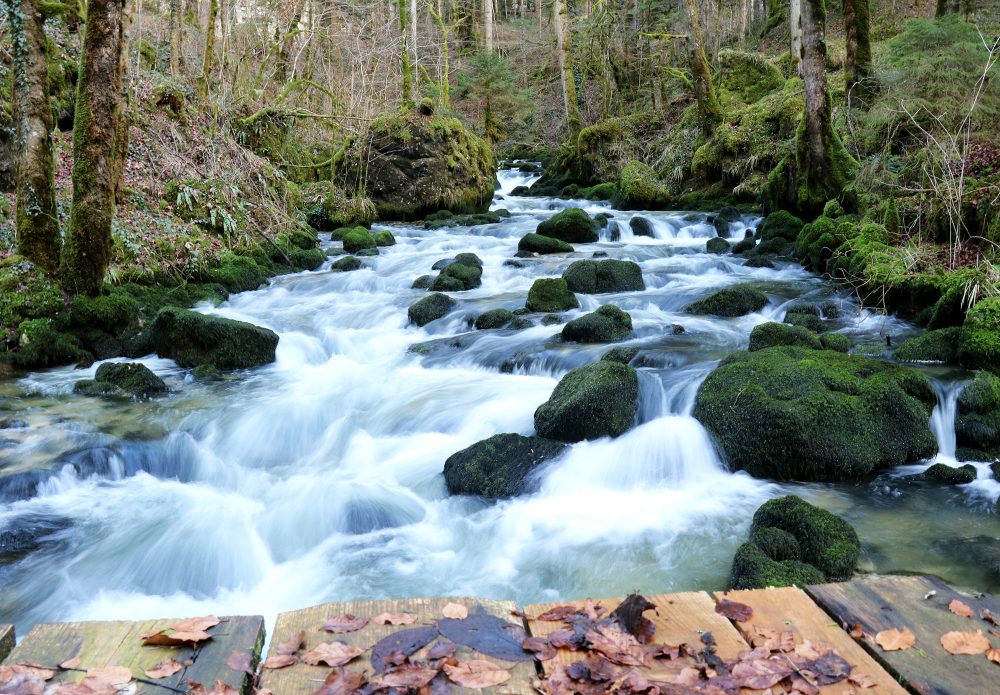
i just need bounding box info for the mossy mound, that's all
[749,322,823,352]
[373,231,397,247]
[750,526,801,562]
[331,256,362,272]
[613,161,669,210]
[706,238,731,255]
[894,327,962,364]
[429,255,484,292]
[518,233,574,255]
[718,50,785,105]
[443,433,567,498]
[424,209,510,229]
[562,260,644,294]
[685,286,768,317]
[960,297,1000,374]
[729,542,825,590]
[526,279,579,313]
[207,255,268,293]
[536,208,600,244]
[820,333,851,352]
[152,307,279,370]
[342,227,377,254]
[956,371,1000,460]
[561,305,633,344]
[74,362,168,399]
[923,463,977,484]
[300,181,377,231]
[601,346,639,365]
[474,308,514,330]
[534,360,639,442]
[0,258,67,338]
[693,346,938,481]
[407,293,456,327]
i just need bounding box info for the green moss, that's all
[823,199,846,218]
[749,322,823,352]
[443,433,567,498]
[751,496,860,580]
[706,237,731,254]
[729,541,825,590]
[536,208,599,243]
[431,260,482,291]
[561,260,644,294]
[685,286,768,317]
[407,293,456,326]
[718,50,785,105]
[12,318,88,366]
[151,307,279,369]
[924,462,978,484]
[518,233,573,255]
[614,161,669,210]
[74,362,167,399]
[300,181,377,231]
[960,297,1000,374]
[956,370,1000,459]
[750,526,802,562]
[525,279,579,313]
[331,256,361,272]
[894,327,962,363]
[474,308,514,330]
[342,228,377,254]
[601,346,639,364]
[820,333,851,352]
[561,305,633,344]
[533,361,639,442]
[373,231,396,247]
[207,255,267,293]
[0,258,66,334]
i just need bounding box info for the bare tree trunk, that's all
[686,0,723,138]
[409,0,418,70]
[169,0,183,75]
[790,0,802,74]
[739,0,748,50]
[62,0,129,296]
[4,0,62,273]
[843,0,873,107]
[399,0,415,106]
[276,0,308,82]
[553,0,580,134]
[199,0,218,99]
[485,0,494,52]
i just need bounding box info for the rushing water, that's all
[1,168,998,636]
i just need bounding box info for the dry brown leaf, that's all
[444,660,512,688]
[0,663,56,695]
[322,614,369,634]
[313,668,367,695]
[300,642,364,667]
[186,679,240,694]
[949,599,974,618]
[535,605,580,622]
[58,658,81,670]
[874,627,915,651]
[262,654,298,670]
[442,602,468,619]
[849,672,877,688]
[224,651,254,675]
[172,616,221,633]
[986,647,1000,664]
[941,630,990,655]
[849,622,864,641]
[82,667,132,687]
[275,630,306,655]
[715,598,753,622]
[141,629,214,646]
[370,611,415,625]
[584,624,645,666]
[373,664,439,689]
[145,658,183,679]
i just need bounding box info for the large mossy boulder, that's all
[430,256,483,291]
[960,297,1000,374]
[956,370,1000,460]
[474,308,514,330]
[561,305,633,343]
[342,227,377,254]
[152,307,279,369]
[729,542,825,590]
[534,361,639,442]
[518,233,573,255]
[74,362,168,399]
[300,181,377,230]
[894,327,962,364]
[923,463,977,484]
[754,210,803,257]
[334,111,496,221]
[562,260,644,294]
[749,322,823,352]
[693,346,938,481]
[613,160,669,209]
[408,293,456,327]
[685,286,768,317]
[443,433,567,498]
[536,208,600,243]
[717,50,785,104]
[526,279,579,313]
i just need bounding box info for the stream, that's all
[1,167,998,636]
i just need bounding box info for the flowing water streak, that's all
[930,379,967,462]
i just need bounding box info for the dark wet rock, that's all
[518,233,573,255]
[535,208,600,243]
[408,293,457,327]
[331,256,362,272]
[509,317,534,330]
[562,260,645,294]
[629,216,655,237]
[685,286,768,317]
[425,210,509,229]
[474,308,514,330]
[541,314,564,326]
[534,361,639,442]
[0,515,72,563]
[923,463,978,484]
[443,434,567,498]
[355,247,379,257]
[562,305,633,344]
[74,362,168,399]
[602,346,639,364]
[784,307,826,333]
[152,307,279,369]
[745,256,776,269]
[956,371,1000,460]
[525,279,579,313]
[503,259,528,269]
[732,237,756,254]
[412,274,435,289]
[706,237,730,254]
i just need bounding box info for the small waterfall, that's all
[930,380,966,462]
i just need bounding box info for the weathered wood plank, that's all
[0,624,13,663]
[713,586,908,695]
[807,574,1000,695]
[525,592,752,681]
[259,596,536,694]
[3,615,264,694]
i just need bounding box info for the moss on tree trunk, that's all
[5,0,62,274]
[844,0,873,106]
[685,0,723,138]
[554,0,580,135]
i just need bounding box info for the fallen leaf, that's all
[874,627,916,651]
[172,616,221,633]
[535,605,580,622]
[427,641,457,660]
[949,599,974,618]
[370,612,415,625]
[987,647,1000,664]
[522,636,557,661]
[809,651,853,685]
[941,630,990,655]
[145,658,183,679]
[438,614,533,662]
[313,668,367,695]
[849,672,877,688]
[611,594,656,644]
[186,679,239,694]
[584,624,645,666]
[322,614,369,634]
[262,654,297,670]
[731,659,793,689]
[224,651,253,675]
[982,609,999,625]
[443,660,512,688]
[0,664,56,695]
[849,623,863,641]
[442,602,468,619]
[275,630,306,655]
[373,664,439,689]
[141,628,214,646]
[300,642,364,667]
[82,667,132,687]
[371,626,438,672]
[58,658,81,670]
[715,598,754,622]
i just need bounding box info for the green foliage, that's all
[718,50,785,105]
[164,179,248,237]
[729,542,825,590]
[894,327,962,363]
[751,496,860,580]
[455,52,532,144]
[518,233,573,255]
[300,181,376,231]
[0,257,65,344]
[960,296,1000,373]
[13,318,86,366]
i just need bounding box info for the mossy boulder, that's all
[749,322,823,352]
[718,50,785,104]
[706,237,731,254]
[425,209,509,229]
[411,275,434,289]
[756,210,803,251]
[443,433,567,498]
[561,260,645,294]
[474,308,514,330]
[959,297,1000,374]
[0,257,66,336]
[526,279,579,313]
[74,362,168,399]
[300,181,377,231]
[151,307,279,369]
[407,293,456,327]
[614,160,669,209]
[534,360,639,442]
[685,286,768,317]
[431,258,483,291]
[373,230,397,247]
[14,318,88,367]
[693,346,938,481]
[894,327,962,364]
[923,463,977,484]
[783,306,826,333]
[518,233,573,255]
[750,526,801,562]
[956,371,1000,460]
[207,255,267,293]
[536,208,600,244]
[629,217,655,237]
[729,541,825,590]
[342,227,377,254]
[561,305,633,344]
[601,346,639,364]
[335,111,496,221]
[820,333,851,353]
[331,256,362,272]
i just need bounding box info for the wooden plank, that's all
[713,587,908,695]
[807,574,1000,695]
[259,596,536,694]
[525,592,752,681]
[0,624,13,663]
[2,615,264,694]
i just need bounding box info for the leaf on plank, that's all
[300,642,364,667]
[443,660,511,688]
[225,651,254,676]
[731,658,793,689]
[986,647,1000,664]
[584,624,645,667]
[535,606,579,622]
[370,612,415,625]
[949,599,974,618]
[371,626,439,672]
[373,664,439,689]
[611,594,656,644]
[427,641,457,660]
[322,615,369,634]
[715,598,754,622]
[145,658,183,679]
[262,654,298,670]
[442,602,468,619]
[275,630,306,655]
[438,614,533,662]
[874,627,916,651]
[941,630,990,655]
[312,668,367,695]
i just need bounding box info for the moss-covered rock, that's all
[474,308,514,330]
[373,230,397,247]
[517,233,574,255]
[534,360,639,442]
[14,318,89,367]
[718,50,785,104]
[750,526,801,562]
[561,305,633,344]
[820,333,851,352]
[629,217,655,237]
[693,346,938,481]
[342,227,377,254]
[536,208,600,244]
[526,279,579,313]
[407,293,456,327]
[783,305,826,333]
[894,327,962,364]
[331,256,362,272]
[425,209,509,229]
[443,433,567,498]
[749,322,823,352]
[923,463,977,484]
[706,237,731,254]
[151,307,279,369]
[960,297,1000,374]
[300,181,377,231]
[956,371,1000,460]
[751,496,860,580]
[601,346,639,364]
[561,260,644,294]
[431,260,483,292]
[411,274,434,289]
[614,160,669,209]
[728,541,826,590]
[207,255,267,293]
[74,362,168,399]
[757,210,803,245]
[685,286,768,317]
[0,258,66,337]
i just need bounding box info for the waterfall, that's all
[930,379,966,462]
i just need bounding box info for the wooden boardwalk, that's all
[1,575,997,694]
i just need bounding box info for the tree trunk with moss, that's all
[198,0,218,99]
[844,0,873,106]
[275,0,307,83]
[169,0,183,75]
[554,0,580,135]
[4,0,62,274]
[685,0,723,139]
[935,0,962,16]
[791,0,802,74]
[62,0,129,296]
[399,0,415,106]
[795,0,856,216]
[485,0,494,52]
